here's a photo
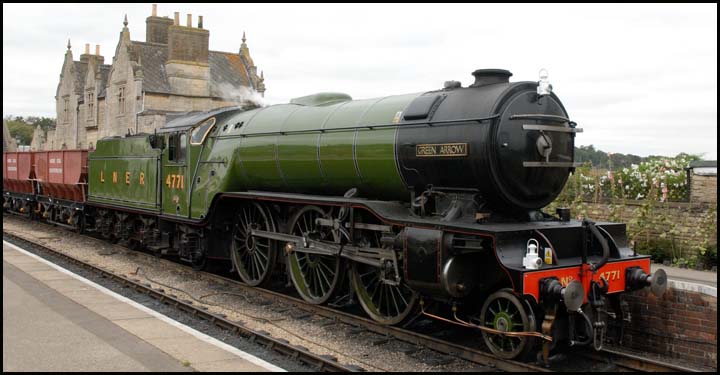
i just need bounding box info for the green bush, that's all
[635,238,674,264]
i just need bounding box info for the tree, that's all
[26,116,55,131]
[4,115,55,146]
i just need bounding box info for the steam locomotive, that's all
[3,68,667,361]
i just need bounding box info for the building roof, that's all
[131,41,255,97]
[132,42,172,94]
[73,61,88,94]
[97,65,112,98]
[688,160,717,168]
[72,61,112,98]
[208,51,253,96]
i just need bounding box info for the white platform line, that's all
[668,279,717,297]
[3,240,286,372]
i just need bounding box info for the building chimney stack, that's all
[85,43,90,54]
[198,15,203,29]
[95,44,100,55]
[167,11,210,65]
[147,6,173,44]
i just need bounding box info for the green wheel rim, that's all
[479,290,535,359]
[350,260,418,325]
[287,206,342,304]
[231,203,277,286]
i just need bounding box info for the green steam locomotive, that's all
[4,68,667,361]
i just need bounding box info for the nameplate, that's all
[415,143,468,157]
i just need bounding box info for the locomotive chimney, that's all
[470,69,512,87]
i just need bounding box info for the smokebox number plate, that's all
[416,143,468,157]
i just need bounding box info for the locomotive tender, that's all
[3,68,667,361]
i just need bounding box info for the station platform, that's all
[651,263,717,296]
[2,241,285,372]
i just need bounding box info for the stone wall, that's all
[165,62,210,97]
[167,25,209,65]
[690,175,717,203]
[576,201,717,258]
[146,16,174,44]
[623,287,717,369]
[136,113,166,135]
[144,93,238,113]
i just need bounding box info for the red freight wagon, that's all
[34,150,88,202]
[3,152,34,194]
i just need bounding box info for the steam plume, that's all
[216,82,266,108]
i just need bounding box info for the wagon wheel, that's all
[479,289,536,360]
[230,202,278,286]
[71,210,85,234]
[350,260,418,325]
[286,206,343,304]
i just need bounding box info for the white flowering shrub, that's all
[560,153,698,202]
[548,153,716,269]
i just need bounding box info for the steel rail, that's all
[582,347,702,372]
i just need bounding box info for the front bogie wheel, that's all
[479,289,537,360]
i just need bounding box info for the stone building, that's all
[35,4,265,150]
[687,160,717,203]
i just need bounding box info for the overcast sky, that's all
[3,3,717,159]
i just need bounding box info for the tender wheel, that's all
[99,210,118,243]
[479,289,536,360]
[350,260,418,325]
[286,206,342,304]
[230,202,277,286]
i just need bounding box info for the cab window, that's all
[168,132,186,163]
[191,117,216,145]
[179,133,187,162]
[168,133,177,161]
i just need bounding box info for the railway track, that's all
[3,218,702,373]
[581,347,702,372]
